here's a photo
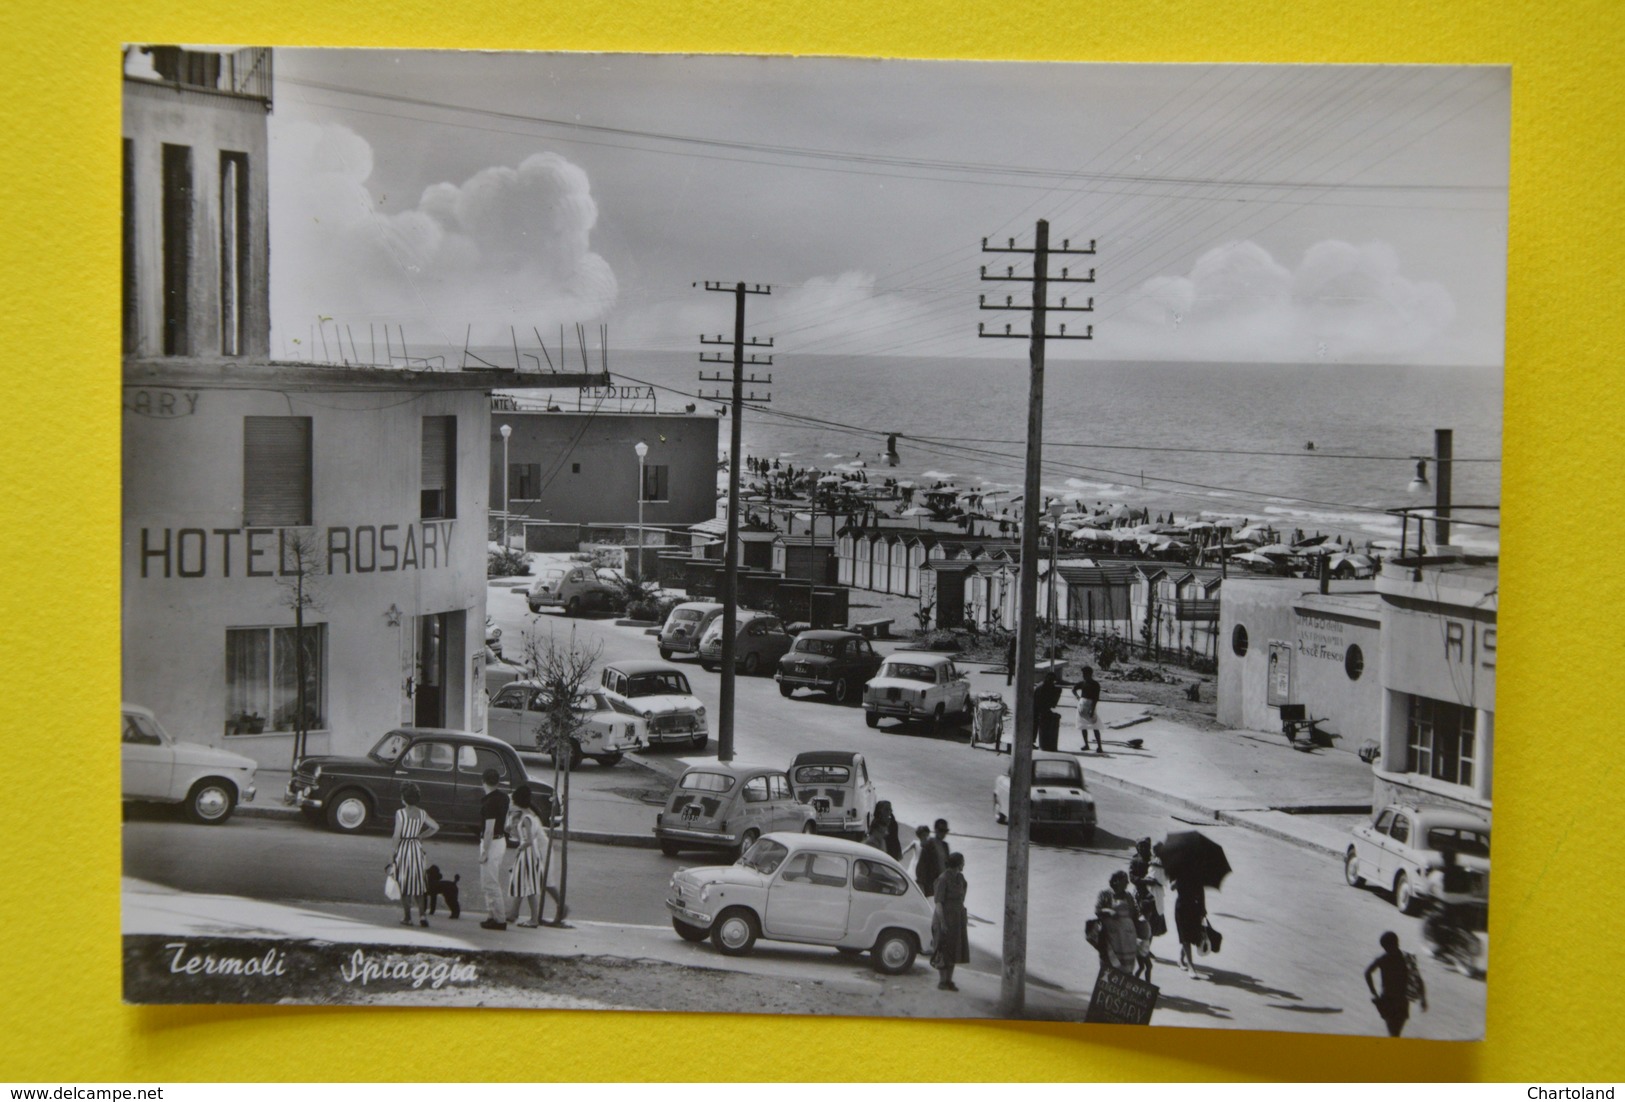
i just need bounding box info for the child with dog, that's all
[389,782,441,927]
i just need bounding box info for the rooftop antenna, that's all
[534,327,556,372]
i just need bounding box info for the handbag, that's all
[1203,919,1222,954]
[1084,917,1103,950]
[384,863,402,902]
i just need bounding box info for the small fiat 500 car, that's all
[655,762,816,857]
[666,832,934,973]
[862,652,972,732]
[657,601,724,660]
[486,680,645,767]
[789,750,878,838]
[528,562,622,616]
[286,727,548,834]
[776,629,884,703]
[600,660,708,750]
[696,610,794,675]
[993,750,1096,842]
[1345,803,1491,916]
[122,703,258,824]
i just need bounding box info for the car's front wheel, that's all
[872,928,918,974]
[864,711,879,729]
[186,778,237,825]
[1344,848,1366,887]
[833,676,852,704]
[927,704,946,734]
[658,645,674,661]
[326,789,372,833]
[742,652,761,676]
[659,839,681,857]
[779,681,794,698]
[1395,872,1420,915]
[672,918,709,943]
[711,907,760,956]
[735,828,761,859]
[591,752,623,767]
[690,732,709,752]
[565,596,581,617]
[700,660,718,672]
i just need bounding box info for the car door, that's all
[121,711,174,799]
[760,617,790,663]
[396,738,459,823]
[851,857,911,935]
[945,661,970,711]
[854,639,882,681]
[767,772,802,832]
[1357,808,1393,879]
[1385,811,1415,884]
[739,773,774,835]
[487,684,534,748]
[764,850,852,940]
[854,755,877,826]
[455,745,518,830]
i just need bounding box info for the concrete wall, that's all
[123,384,491,766]
[123,79,270,359]
[490,411,718,527]
[1217,578,1382,747]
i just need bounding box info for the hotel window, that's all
[421,416,457,519]
[122,139,136,353]
[243,416,313,526]
[642,463,669,503]
[161,143,193,355]
[1405,694,1477,788]
[219,151,249,355]
[510,462,541,500]
[225,624,326,735]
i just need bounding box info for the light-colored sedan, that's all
[862,652,972,732]
[993,750,1096,842]
[1344,803,1490,915]
[600,660,708,750]
[486,680,645,767]
[122,703,258,824]
[665,832,934,973]
[697,610,793,675]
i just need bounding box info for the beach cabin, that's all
[771,533,836,585]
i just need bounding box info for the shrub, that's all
[487,546,531,577]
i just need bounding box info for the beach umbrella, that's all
[1074,527,1112,541]
[1231,552,1276,566]
[901,506,934,517]
[1298,544,1336,556]
[1330,553,1373,573]
[1254,543,1294,556]
[896,480,917,490]
[1185,519,1216,531]
[1371,539,1402,551]
[1160,830,1231,890]
[818,474,843,484]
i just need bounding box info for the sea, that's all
[424,345,1503,552]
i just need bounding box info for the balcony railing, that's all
[130,46,272,104]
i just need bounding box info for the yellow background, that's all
[4,0,1622,1082]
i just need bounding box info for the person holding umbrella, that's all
[1160,831,1231,977]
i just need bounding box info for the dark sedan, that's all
[285,727,550,834]
[775,630,884,704]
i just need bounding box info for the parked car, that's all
[993,750,1096,842]
[482,645,531,699]
[655,762,816,857]
[600,659,708,750]
[862,652,972,732]
[789,750,877,838]
[122,703,258,824]
[665,832,934,973]
[697,610,794,675]
[486,680,645,767]
[657,601,724,660]
[776,630,884,703]
[285,727,548,834]
[527,562,622,616]
[1344,803,1491,915]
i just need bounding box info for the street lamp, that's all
[1047,499,1065,662]
[634,440,649,585]
[499,424,512,552]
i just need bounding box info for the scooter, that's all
[1421,900,1486,979]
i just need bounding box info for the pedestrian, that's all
[915,818,950,896]
[1365,931,1427,1037]
[1097,869,1144,975]
[1172,873,1208,976]
[1005,634,1018,687]
[930,852,970,991]
[1035,670,1062,753]
[477,769,511,931]
[1074,665,1103,753]
[505,785,546,928]
[389,782,440,927]
[1129,858,1164,981]
[865,800,903,859]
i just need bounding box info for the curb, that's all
[1080,770,1348,860]
[232,803,660,849]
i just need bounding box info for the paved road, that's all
[481,585,1488,1037]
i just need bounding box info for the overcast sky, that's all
[267,52,1509,365]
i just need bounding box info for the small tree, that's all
[275,528,326,771]
[517,623,603,926]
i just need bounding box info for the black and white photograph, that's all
[120,47,1504,1037]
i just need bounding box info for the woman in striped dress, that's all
[506,785,546,928]
[390,782,440,927]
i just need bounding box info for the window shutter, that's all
[243,416,312,526]
[421,416,456,518]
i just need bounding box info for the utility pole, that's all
[697,281,773,763]
[1434,428,1453,548]
[979,220,1095,1016]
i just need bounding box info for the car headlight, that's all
[312,765,322,781]
[696,706,707,719]
[643,710,654,720]
[699,884,713,904]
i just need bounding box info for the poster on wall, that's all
[119,45,1504,1038]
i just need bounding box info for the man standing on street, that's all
[1035,670,1062,753]
[1005,634,1018,687]
[1074,665,1103,753]
[916,818,950,897]
[478,769,510,931]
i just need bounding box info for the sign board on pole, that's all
[1084,965,1159,1025]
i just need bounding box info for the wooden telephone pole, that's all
[978,220,1095,1016]
[697,281,773,763]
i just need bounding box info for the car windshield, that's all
[880,661,937,683]
[738,837,789,874]
[1427,827,1490,858]
[793,764,851,784]
[679,771,736,793]
[794,638,839,657]
[1032,760,1083,785]
[672,608,705,622]
[625,671,692,696]
[369,732,410,763]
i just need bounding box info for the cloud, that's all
[1109,239,1456,362]
[269,121,616,349]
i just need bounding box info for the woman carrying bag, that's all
[390,782,440,927]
